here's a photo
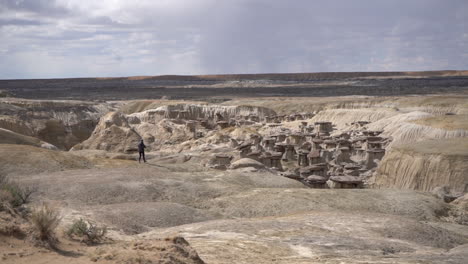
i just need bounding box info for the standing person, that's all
[138,139,146,163]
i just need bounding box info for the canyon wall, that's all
[374,138,468,193]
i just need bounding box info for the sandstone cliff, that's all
[0,98,116,150]
[374,138,468,192]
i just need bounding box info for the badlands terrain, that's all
[1,71,468,263]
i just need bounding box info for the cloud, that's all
[0,0,467,78]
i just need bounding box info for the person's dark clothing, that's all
[139,151,146,163]
[138,142,146,152]
[138,142,146,163]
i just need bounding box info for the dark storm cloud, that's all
[0,0,466,78]
[197,0,468,73]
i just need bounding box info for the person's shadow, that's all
[51,246,83,258]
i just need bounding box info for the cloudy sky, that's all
[0,0,467,79]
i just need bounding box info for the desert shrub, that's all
[0,174,7,184]
[0,175,36,208]
[67,218,107,244]
[0,189,15,211]
[2,182,36,207]
[30,204,61,244]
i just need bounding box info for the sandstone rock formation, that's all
[0,98,116,150]
[375,138,468,192]
[229,158,266,170]
[72,112,141,153]
[74,104,276,153]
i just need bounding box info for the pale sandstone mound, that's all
[72,111,141,152]
[0,128,57,149]
[73,112,192,152]
[0,144,93,176]
[229,158,266,170]
[375,138,468,192]
[222,95,468,116]
[0,98,115,150]
[367,111,468,146]
[411,114,468,131]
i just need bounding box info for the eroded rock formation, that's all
[375,138,468,192]
[0,98,116,150]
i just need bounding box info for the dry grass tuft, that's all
[30,204,61,246]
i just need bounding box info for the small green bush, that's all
[0,175,36,208]
[31,204,61,244]
[2,182,36,207]
[0,190,15,211]
[67,218,107,244]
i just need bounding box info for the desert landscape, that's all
[0,71,467,263]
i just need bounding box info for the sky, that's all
[0,0,467,79]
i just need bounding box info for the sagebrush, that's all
[67,218,107,244]
[0,175,36,208]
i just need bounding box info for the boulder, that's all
[432,186,462,203]
[229,158,266,170]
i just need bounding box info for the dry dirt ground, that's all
[1,148,467,264]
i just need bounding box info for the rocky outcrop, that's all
[229,158,266,170]
[75,104,275,153]
[72,112,141,153]
[0,98,116,150]
[374,138,468,193]
[129,104,276,125]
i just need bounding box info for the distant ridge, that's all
[1,70,467,100]
[4,70,467,81]
[98,70,468,81]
